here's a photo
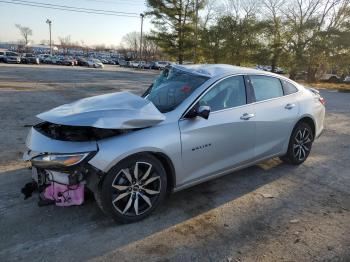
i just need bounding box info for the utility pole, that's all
[46,19,52,56]
[140,13,144,61]
[193,0,199,63]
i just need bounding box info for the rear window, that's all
[250,75,284,102]
[281,80,298,95]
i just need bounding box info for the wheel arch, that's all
[295,115,316,138]
[149,152,176,194]
[100,151,176,194]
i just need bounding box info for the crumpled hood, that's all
[37,92,165,129]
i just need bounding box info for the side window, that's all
[199,76,246,112]
[250,75,284,102]
[281,80,298,95]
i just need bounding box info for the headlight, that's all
[32,153,90,168]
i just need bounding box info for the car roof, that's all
[172,64,283,79]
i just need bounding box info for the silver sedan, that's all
[23,64,325,223]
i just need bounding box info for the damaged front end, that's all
[22,122,136,206]
[22,91,165,207]
[22,123,104,206]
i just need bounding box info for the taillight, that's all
[319,97,326,105]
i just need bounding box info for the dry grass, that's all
[297,80,350,91]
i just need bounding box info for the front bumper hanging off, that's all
[22,127,101,206]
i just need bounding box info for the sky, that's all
[0,0,152,46]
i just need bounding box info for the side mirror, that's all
[186,105,211,120]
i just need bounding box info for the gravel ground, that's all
[0,64,349,262]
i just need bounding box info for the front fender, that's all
[88,122,182,178]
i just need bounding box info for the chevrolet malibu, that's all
[23,64,325,223]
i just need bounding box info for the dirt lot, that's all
[0,64,349,262]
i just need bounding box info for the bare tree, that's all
[261,0,285,72]
[201,0,220,29]
[122,32,141,53]
[225,0,261,19]
[15,24,32,47]
[143,35,162,60]
[58,35,72,55]
[282,0,348,80]
[122,31,162,61]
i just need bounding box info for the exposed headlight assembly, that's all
[31,153,90,169]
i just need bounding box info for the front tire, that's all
[280,122,314,165]
[98,154,167,223]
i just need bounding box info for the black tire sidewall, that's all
[100,153,167,223]
[284,122,313,165]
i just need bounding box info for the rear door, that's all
[178,75,255,186]
[248,75,299,159]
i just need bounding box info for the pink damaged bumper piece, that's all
[43,182,84,206]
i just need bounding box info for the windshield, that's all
[146,66,209,113]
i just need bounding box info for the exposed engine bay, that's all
[34,121,132,142]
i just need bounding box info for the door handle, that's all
[240,113,255,120]
[285,103,296,110]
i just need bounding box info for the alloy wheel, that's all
[111,161,161,216]
[293,128,313,161]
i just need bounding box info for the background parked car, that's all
[118,60,127,67]
[320,73,342,82]
[60,57,75,66]
[151,61,169,70]
[130,61,140,68]
[37,54,50,63]
[87,59,104,68]
[137,61,146,68]
[143,61,152,69]
[100,58,108,64]
[3,51,21,63]
[77,57,89,66]
[43,56,61,64]
[344,76,350,83]
[108,59,117,65]
[21,53,39,64]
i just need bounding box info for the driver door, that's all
[178,75,256,186]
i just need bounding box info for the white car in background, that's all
[320,73,341,82]
[130,61,140,68]
[343,76,350,83]
[153,61,170,70]
[87,59,104,68]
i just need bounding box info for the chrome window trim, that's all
[250,90,300,106]
[180,73,300,119]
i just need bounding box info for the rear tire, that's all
[98,154,167,223]
[280,122,314,165]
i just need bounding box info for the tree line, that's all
[146,0,350,81]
